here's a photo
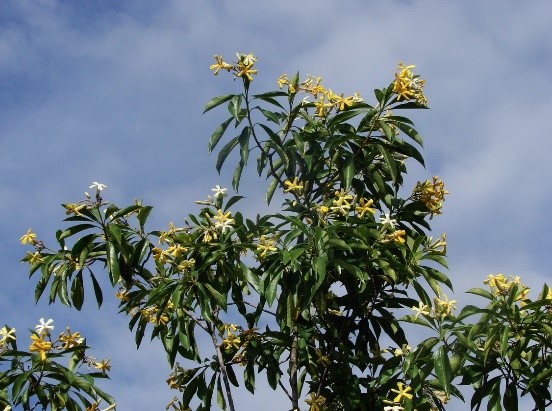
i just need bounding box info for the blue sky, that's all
[1,0,552,409]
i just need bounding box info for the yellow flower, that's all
[433,294,457,318]
[209,55,233,75]
[328,91,355,111]
[390,382,413,403]
[283,177,304,193]
[222,333,241,350]
[355,198,376,218]
[277,74,289,89]
[256,235,278,259]
[392,62,427,105]
[29,334,52,361]
[20,228,37,245]
[412,177,449,217]
[94,358,111,373]
[152,247,169,264]
[313,95,332,117]
[176,258,195,272]
[213,209,234,233]
[58,328,83,349]
[26,251,44,265]
[115,288,129,301]
[235,53,258,82]
[64,203,86,216]
[86,403,98,411]
[305,393,326,411]
[383,230,406,245]
[314,349,331,367]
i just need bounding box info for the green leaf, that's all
[216,376,226,410]
[57,224,97,241]
[265,272,282,306]
[375,145,398,184]
[342,153,354,191]
[265,176,280,205]
[228,94,243,121]
[204,283,227,310]
[433,346,452,397]
[112,205,142,220]
[503,381,518,411]
[137,206,152,231]
[71,271,84,310]
[89,272,103,308]
[466,287,494,300]
[216,136,239,173]
[203,94,235,114]
[209,117,233,153]
[232,161,244,192]
[106,242,121,285]
[238,126,251,166]
[394,122,423,146]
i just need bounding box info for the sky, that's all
[1,0,552,409]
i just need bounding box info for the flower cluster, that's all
[432,294,458,319]
[484,274,529,304]
[221,323,242,350]
[210,53,258,82]
[412,176,449,217]
[12,318,110,371]
[283,176,304,194]
[256,235,278,259]
[140,304,171,326]
[392,62,427,106]
[305,392,326,411]
[277,74,363,117]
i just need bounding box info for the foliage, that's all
[10,53,552,411]
[0,319,113,411]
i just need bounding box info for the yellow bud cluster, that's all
[392,62,427,106]
[210,53,258,82]
[412,176,449,217]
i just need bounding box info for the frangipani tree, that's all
[7,53,552,411]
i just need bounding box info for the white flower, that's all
[379,213,397,228]
[211,185,228,198]
[393,344,411,357]
[215,220,234,233]
[35,318,54,335]
[90,182,107,191]
[0,326,16,346]
[412,302,430,319]
[384,406,404,411]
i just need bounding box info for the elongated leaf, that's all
[376,145,398,184]
[106,242,121,285]
[228,94,243,120]
[57,224,97,241]
[203,94,235,114]
[433,346,452,397]
[209,117,233,153]
[136,206,152,231]
[89,272,103,308]
[204,283,227,309]
[342,153,354,191]
[232,161,244,192]
[216,136,239,173]
[395,121,424,146]
[71,271,84,310]
[265,272,282,306]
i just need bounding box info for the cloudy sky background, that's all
[1,0,552,409]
